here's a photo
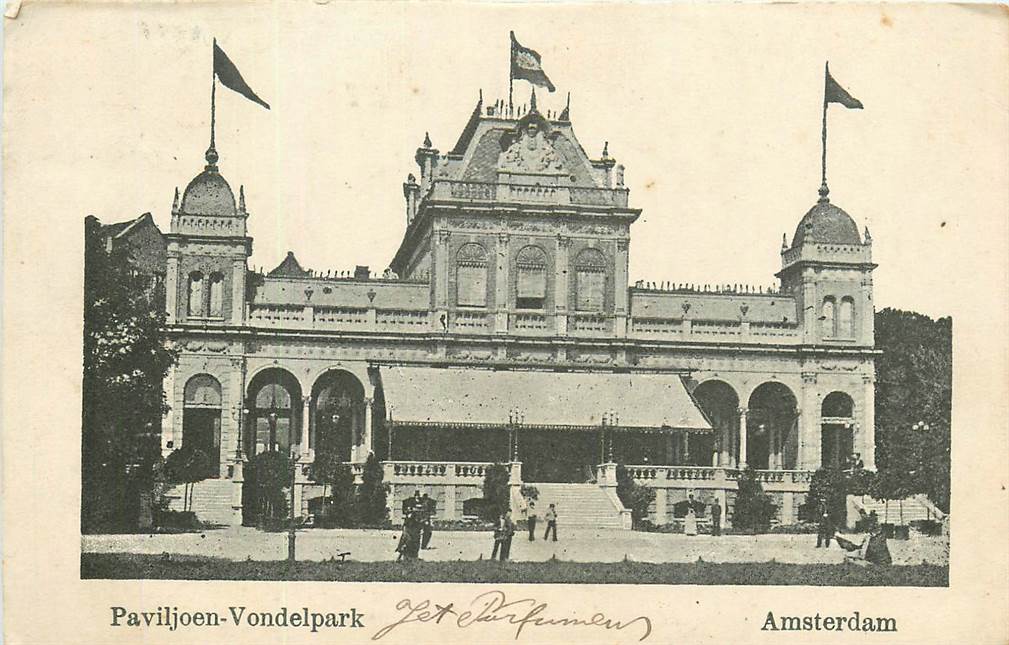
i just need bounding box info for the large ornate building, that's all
[159,89,877,527]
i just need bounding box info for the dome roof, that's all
[180,168,236,217]
[791,198,861,247]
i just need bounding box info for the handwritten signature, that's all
[372,590,652,641]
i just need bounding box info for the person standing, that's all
[420,493,435,549]
[491,514,503,560]
[684,506,698,536]
[526,501,538,541]
[543,503,558,542]
[816,504,834,548]
[499,511,516,561]
[710,499,722,536]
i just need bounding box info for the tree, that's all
[874,308,952,511]
[245,451,291,525]
[801,467,848,527]
[163,446,211,513]
[310,454,354,527]
[482,463,511,521]
[82,217,177,533]
[732,469,777,532]
[354,453,389,526]
[615,464,655,528]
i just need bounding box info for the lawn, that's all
[81,553,947,586]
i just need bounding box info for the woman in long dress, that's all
[684,507,698,536]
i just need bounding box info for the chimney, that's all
[403,173,420,225]
[354,265,370,280]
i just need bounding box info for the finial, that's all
[559,92,571,121]
[781,233,788,249]
[530,87,538,112]
[602,141,609,159]
[407,173,416,184]
[239,185,246,210]
[172,187,180,211]
[204,143,219,170]
[478,88,483,106]
[864,225,872,243]
[423,132,432,148]
[818,181,830,203]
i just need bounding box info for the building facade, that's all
[160,91,877,527]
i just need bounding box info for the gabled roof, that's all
[268,251,312,278]
[100,212,158,240]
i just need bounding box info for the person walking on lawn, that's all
[543,503,558,542]
[526,501,538,541]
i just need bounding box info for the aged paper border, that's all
[3,2,1008,643]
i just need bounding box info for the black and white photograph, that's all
[3,3,1007,644]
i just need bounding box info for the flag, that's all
[214,41,270,110]
[824,64,862,109]
[510,31,555,92]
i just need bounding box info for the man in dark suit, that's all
[710,499,722,536]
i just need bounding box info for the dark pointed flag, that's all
[510,31,555,92]
[214,41,270,109]
[824,64,863,109]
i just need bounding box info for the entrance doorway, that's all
[519,429,600,482]
[182,374,222,479]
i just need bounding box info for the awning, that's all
[378,366,712,432]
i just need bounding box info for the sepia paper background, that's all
[3,2,1008,643]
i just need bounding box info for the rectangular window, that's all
[576,270,605,311]
[457,264,487,307]
[517,266,546,309]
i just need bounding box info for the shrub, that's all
[732,468,777,532]
[800,467,847,527]
[616,464,656,529]
[520,484,539,501]
[481,463,510,521]
[310,453,355,527]
[245,451,291,526]
[354,454,389,526]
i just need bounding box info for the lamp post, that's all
[288,444,301,564]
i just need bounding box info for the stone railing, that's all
[247,304,307,326]
[383,461,492,483]
[569,313,611,336]
[627,465,814,489]
[377,309,430,329]
[512,312,550,333]
[428,180,629,208]
[452,310,491,332]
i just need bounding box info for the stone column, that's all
[300,395,311,459]
[554,235,570,336]
[227,358,244,471]
[682,432,690,464]
[161,366,176,456]
[495,232,510,333]
[165,255,179,323]
[361,397,374,463]
[231,259,245,324]
[862,374,876,470]
[720,418,731,467]
[614,239,630,337]
[737,407,748,467]
[433,229,450,329]
[653,487,668,524]
[799,373,820,469]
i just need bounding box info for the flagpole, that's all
[820,61,829,197]
[209,38,218,165]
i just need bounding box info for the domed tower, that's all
[164,144,252,325]
[777,184,875,346]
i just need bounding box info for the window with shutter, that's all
[208,272,224,317]
[574,248,607,312]
[515,245,547,309]
[456,243,488,307]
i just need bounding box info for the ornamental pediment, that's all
[498,117,565,175]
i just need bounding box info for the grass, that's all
[81,553,947,586]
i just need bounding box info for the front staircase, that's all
[528,483,628,529]
[166,479,241,526]
[849,494,945,525]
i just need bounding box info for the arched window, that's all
[208,272,224,318]
[515,245,547,310]
[821,297,835,338]
[456,243,488,307]
[184,374,222,407]
[188,272,205,317]
[574,248,607,312]
[838,297,854,338]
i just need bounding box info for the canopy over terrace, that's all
[377,366,713,478]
